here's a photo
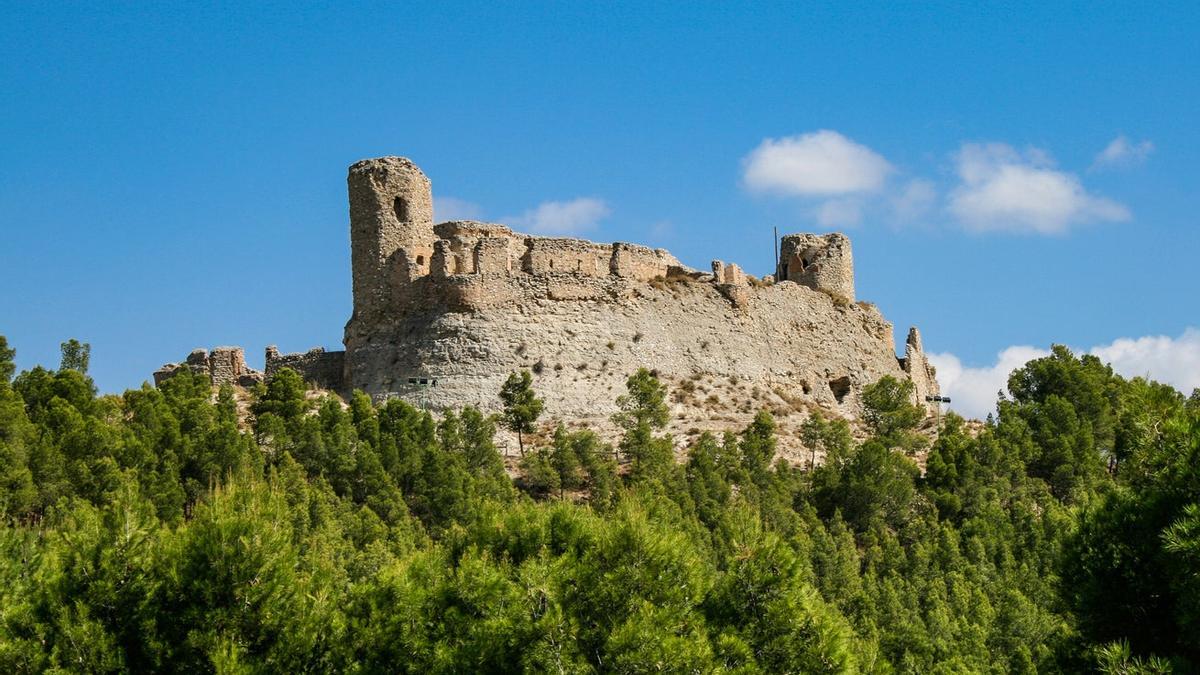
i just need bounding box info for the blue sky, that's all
[2,2,1197,416]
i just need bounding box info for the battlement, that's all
[392,220,685,284]
[344,158,860,320]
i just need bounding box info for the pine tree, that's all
[499,370,543,457]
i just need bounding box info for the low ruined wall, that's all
[265,346,346,392]
[523,237,611,276]
[154,347,264,388]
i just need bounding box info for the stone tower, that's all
[777,232,855,303]
[347,156,435,319]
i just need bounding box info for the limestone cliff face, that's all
[345,273,934,430]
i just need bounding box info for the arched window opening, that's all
[393,196,409,222]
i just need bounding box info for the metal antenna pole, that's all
[773,226,779,277]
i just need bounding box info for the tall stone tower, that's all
[777,232,856,303]
[347,157,435,319]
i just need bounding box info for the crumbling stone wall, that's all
[265,346,346,391]
[610,242,677,280]
[154,347,263,388]
[900,327,939,413]
[524,237,611,276]
[777,233,855,303]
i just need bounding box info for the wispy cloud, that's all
[434,196,482,222]
[930,328,1200,419]
[947,142,1129,234]
[891,178,937,223]
[742,130,893,197]
[506,197,611,235]
[1091,135,1154,171]
[815,198,863,228]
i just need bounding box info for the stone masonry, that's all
[154,347,263,388]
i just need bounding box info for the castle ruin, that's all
[156,156,939,455]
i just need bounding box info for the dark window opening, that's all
[407,377,418,385]
[800,380,812,395]
[393,196,409,222]
[419,378,428,385]
[549,259,555,269]
[416,255,425,266]
[829,376,851,404]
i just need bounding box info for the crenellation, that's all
[430,240,453,278]
[474,237,512,275]
[722,262,746,286]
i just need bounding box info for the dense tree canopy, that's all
[0,338,1196,672]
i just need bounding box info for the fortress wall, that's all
[474,237,512,275]
[265,346,346,391]
[523,237,612,276]
[612,242,680,280]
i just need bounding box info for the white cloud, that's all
[948,143,1130,234]
[1089,328,1200,393]
[891,178,937,222]
[506,197,610,235]
[930,328,1200,419]
[742,130,893,196]
[815,198,863,228]
[1091,135,1154,170]
[434,196,482,222]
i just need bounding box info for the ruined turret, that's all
[347,156,435,318]
[777,232,855,303]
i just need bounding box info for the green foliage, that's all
[615,369,675,483]
[0,335,14,384]
[614,367,669,431]
[59,338,91,374]
[0,334,1197,671]
[862,375,926,442]
[499,370,543,456]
